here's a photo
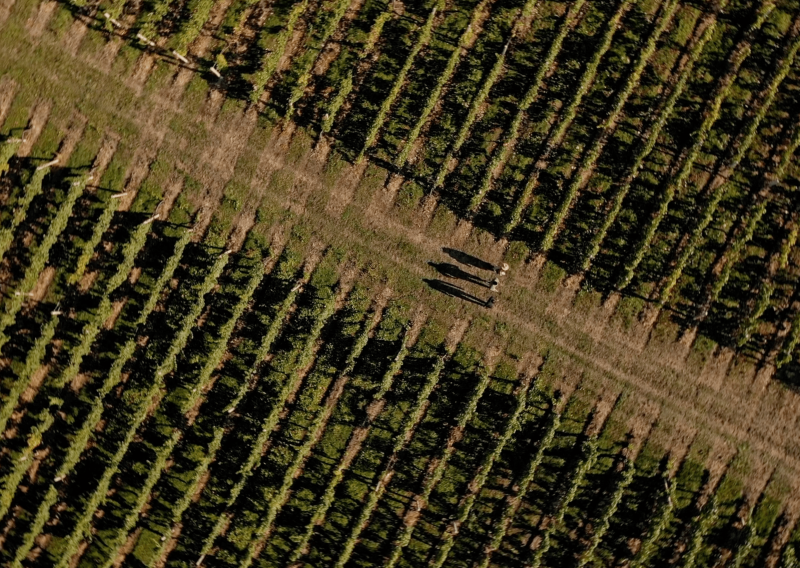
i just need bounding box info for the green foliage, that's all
[53,249,231,568]
[0,166,49,266]
[740,220,797,346]
[658,16,800,305]
[432,0,540,189]
[0,174,89,351]
[321,11,391,133]
[532,0,679,244]
[383,362,495,568]
[617,0,769,292]
[171,0,217,55]
[195,281,339,561]
[430,375,535,568]
[357,6,439,161]
[0,137,21,176]
[0,313,58,436]
[235,296,377,567]
[251,0,308,104]
[395,8,480,167]
[466,0,587,213]
[84,257,266,568]
[577,458,636,567]
[478,408,562,568]
[527,436,600,568]
[682,496,719,568]
[136,0,181,42]
[630,472,677,567]
[68,196,121,285]
[332,346,445,568]
[286,0,353,113]
[2,229,192,567]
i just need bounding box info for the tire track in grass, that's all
[25,0,57,40]
[0,0,17,27]
[15,99,52,158]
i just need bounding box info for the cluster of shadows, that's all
[424,248,498,308]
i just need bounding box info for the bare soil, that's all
[21,363,51,404]
[25,0,56,39]
[62,10,92,56]
[0,76,17,128]
[17,98,53,157]
[29,265,55,302]
[324,157,367,217]
[0,0,16,26]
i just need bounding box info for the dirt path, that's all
[5,0,800,490]
[324,157,367,217]
[25,0,56,39]
[200,107,259,180]
[61,8,94,56]
[16,98,52,157]
[0,0,16,26]
[117,135,164,211]
[0,77,17,128]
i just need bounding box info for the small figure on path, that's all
[485,296,495,309]
[489,278,499,292]
[494,262,509,276]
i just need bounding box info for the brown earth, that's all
[16,98,52,157]
[24,0,54,39]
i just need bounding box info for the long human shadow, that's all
[428,262,490,288]
[442,247,496,272]
[423,279,487,306]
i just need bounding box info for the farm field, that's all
[1,0,800,565]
